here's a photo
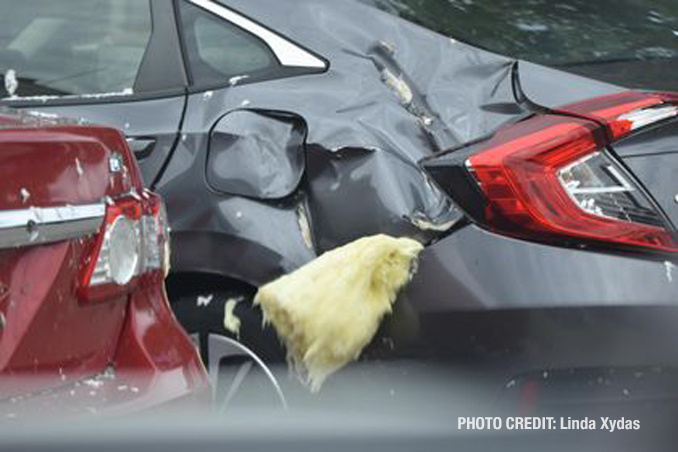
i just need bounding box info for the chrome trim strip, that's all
[188,0,326,69]
[0,203,105,249]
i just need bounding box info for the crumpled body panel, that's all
[158,0,623,286]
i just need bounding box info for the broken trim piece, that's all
[0,203,105,249]
[188,0,327,69]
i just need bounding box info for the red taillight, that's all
[557,90,677,141]
[79,190,170,302]
[466,107,678,253]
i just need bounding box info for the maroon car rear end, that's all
[0,110,209,418]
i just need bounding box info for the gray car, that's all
[1,0,677,410]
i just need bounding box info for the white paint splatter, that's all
[20,188,30,204]
[197,294,213,307]
[664,261,675,283]
[75,158,84,178]
[229,75,249,86]
[4,69,18,97]
[83,378,104,388]
[2,88,133,102]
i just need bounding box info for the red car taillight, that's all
[79,191,170,301]
[457,92,678,253]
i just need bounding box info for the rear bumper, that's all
[407,224,678,311]
[379,225,678,399]
[0,283,211,419]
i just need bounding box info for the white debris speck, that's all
[117,385,128,391]
[124,122,130,130]
[83,378,104,388]
[622,388,630,397]
[228,75,249,86]
[75,158,84,178]
[19,188,30,204]
[505,379,516,389]
[203,91,213,100]
[673,30,678,37]
[420,115,433,127]
[3,89,133,102]
[235,211,243,219]
[197,294,213,307]
[223,297,242,338]
[409,216,456,232]
[515,21,549,32]
[240,99,251,107]
[130,386,140,393]
[665,261,675,283]
[542,371,549,379]
[181,134,188,142]
[296,204,313,249]
[379,41,396,54]
[4,69,18,97]
[380,68,413,105]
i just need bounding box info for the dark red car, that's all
[0,109,209,418]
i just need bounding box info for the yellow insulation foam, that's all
[223,298,241,338]
[254,234,423,391]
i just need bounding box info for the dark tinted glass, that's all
[362,0,678,90]
[179,1,278,86]
[0,0,151,98]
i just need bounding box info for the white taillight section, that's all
[556,151,665,228]
[107,216,140,285]
[618,105,678,132]
[80,192,170,301]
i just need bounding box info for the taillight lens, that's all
[557,90,678,141]
[465,112,678,253]
[79,190,171,301]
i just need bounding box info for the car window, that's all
[0,0,152,99]
[178,0,279,86]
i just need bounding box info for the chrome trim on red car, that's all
[0,203,105,249]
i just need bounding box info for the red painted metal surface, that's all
[0,110,209,415]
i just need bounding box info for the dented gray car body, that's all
[2,0,675,312]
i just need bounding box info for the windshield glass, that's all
[362,0,678,90]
